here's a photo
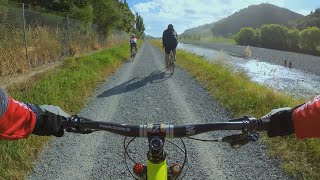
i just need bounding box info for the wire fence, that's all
[0,1,128,77]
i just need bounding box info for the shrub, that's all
[300,26,320,55]
[287,28,300,51]
[234,27,258,46]
[260,24,289,50]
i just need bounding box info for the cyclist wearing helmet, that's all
[130,34,138,55]
[0,88,67,140]
[162,24,178,70]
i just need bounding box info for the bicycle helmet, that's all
[168,24,174,29]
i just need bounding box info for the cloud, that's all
[296,9,311,15]
[132,0,293,37]
[134,1,159,13]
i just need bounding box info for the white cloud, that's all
[134,1,159,13]
[296,9,311,15]
[132,0,291,37]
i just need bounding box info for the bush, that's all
[260,24,289,50]
[300,26,320,55]
[234,27,258,46]
[287,29,300,51]
[233,24,320,56]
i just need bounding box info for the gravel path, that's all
[186,41,320,76]
[28,42,291,180]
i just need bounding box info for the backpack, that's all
[166,29,177,44]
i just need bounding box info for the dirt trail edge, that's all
[28,42,290,180]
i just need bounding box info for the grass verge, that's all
[150,39,320,180]
[0,43,130,180]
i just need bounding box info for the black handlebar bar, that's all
[63,116,270,138]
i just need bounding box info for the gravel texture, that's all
[28,42,291,180]
[188,41,320,76]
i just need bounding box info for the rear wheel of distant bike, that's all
[169,50,175,75]
[131,48,136,60]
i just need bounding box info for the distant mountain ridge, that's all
[182,23,214,36]
[182,3,304,37]
[294,8,320,29]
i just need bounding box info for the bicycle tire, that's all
[131,49,136,60]
[169,50,175,74]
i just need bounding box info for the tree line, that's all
[6,0,145,36]
[234,24,320,55]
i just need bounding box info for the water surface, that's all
[178,43,320,99]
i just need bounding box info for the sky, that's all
[127,0,320,37]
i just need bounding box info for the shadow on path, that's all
[97,70,170,98]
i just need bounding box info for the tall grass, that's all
[0,25,127,77]
[150,39,320,179]
[27,26,63,66]
[0,43,130,180]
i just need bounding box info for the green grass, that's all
[0,43,130,180]
[150,39,320,180]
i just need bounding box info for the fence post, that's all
[67,15,71,56]
[22,3,31,68]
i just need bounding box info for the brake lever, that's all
[66,127,94,134]
[222,133,259,148]
[63,115,96,134]
[228,116,251,122]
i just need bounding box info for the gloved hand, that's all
[27,104,69,137]
[262,107,295,137]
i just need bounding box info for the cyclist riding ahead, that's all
[162,24,178,70]
[130,34,138,57]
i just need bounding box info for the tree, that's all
[287,28,300,51]
[234,27,258,46]
[8,0,137,35]
[69,4,94,24]
[260,24,289,50]
[116,1,135,33]
[135,12,145,36]
[0,0,9,23]
[300,26,320,55]
[93,0,122,35]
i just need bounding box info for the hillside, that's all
[182,23,214,36]
[182,3,303,37]
[294,8,320,29]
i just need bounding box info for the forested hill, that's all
[294,8,320,29]
[182,3,303,37]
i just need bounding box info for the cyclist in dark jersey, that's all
[162,24,178,70]
[1,87,320,140]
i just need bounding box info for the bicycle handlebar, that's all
[63,116,270,138]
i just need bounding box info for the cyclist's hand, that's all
[28,104,69,137]
[262,107,294,137]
